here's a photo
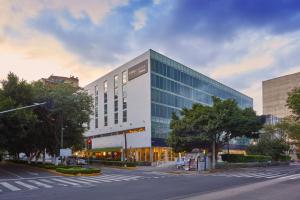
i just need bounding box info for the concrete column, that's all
[150,147,153,162]
[165,149,168,162]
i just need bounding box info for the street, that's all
[1,162,300,200]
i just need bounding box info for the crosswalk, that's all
[208,168,300,180]
[0,174,145,193]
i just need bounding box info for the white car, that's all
[77,158,87,165]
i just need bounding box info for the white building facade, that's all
[84,50,253,162]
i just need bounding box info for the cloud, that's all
[1,0,300,115]
[132,8,147,31]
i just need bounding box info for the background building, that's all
[263,72,300,119]
[84,49,253,162]
[41,75,79,87]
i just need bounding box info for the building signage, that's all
[128,60,148,81]
[59,148,72,157]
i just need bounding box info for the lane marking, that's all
[61,178,92,185]
[28,180,52,188]
[0,175,62,182]
[51,178,79,186]
[40,179,67,186]
[0,182,21,191]
[15,181,38,190]
[278,173,300,180]
[76,178,103,183]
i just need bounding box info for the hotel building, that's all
[84,50,253,162]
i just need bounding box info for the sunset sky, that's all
[1,0,300,114]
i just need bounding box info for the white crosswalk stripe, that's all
[27,180,53,188]
[0,174,147,193]
[51,178,80,186]
[15,181,38,190]
[0,182,21,191]
[61,178,93,185]
[39,179,67,186]
[209,169,300,180]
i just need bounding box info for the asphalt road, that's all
[0,161,300,200]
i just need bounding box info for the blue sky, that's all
[1,0,300,113]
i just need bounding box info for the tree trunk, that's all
[212,139,216,169]
[227,139,230,154]
[42,149,46,165]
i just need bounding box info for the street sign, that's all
[60,148,72,157]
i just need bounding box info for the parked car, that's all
[77,158,87,165]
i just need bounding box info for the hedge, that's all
[92,160,137,167]
[297,153,300,159]
[277,155,291,161]
[9,160,83,169]
[56,167,100,175]
[221,154,272,163]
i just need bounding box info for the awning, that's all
[90,147,122,152]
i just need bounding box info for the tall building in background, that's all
[263,72,300,119]
[41,75,79,87]
[84,49,253,162]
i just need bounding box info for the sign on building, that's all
[128,60,148,81]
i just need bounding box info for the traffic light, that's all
[87,139,92,150]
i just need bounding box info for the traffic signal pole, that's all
[0,102,47,114]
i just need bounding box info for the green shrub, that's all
[221,154,272,163]
[278,155,291,161]
[297,153,300,159]
[92,160,137,167]
[56,167,100,175]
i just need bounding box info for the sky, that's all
[1,0,300,114]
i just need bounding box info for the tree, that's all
[247,125,289,161]
[0,73,93,163]
[285,88,300,144]
[168,97,262,169]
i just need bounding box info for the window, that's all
[104,116,108,126]
[104,81,107,92]
[122,98,127,109]
[122,71,127,85]
[123,110,127,122]
[114,113,118,124]
[103,81,108,126]
[95,118,98,129]
[94,85,99,128]
[114,100,118,112]
[104,93,107,103]
[104,104,107,114]
[114,75,118,89]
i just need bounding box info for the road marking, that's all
[15,181,38,190]
[61,178,92,184]
[28,180,52,188]
[289,174,300,180]
[0,182,21,191]
[76,178,103,183]
[0,175,61,182]
[82,175,141,182]
[51,178,80,186]
[278,173,300,180]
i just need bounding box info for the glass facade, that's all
[150,50,253,142]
